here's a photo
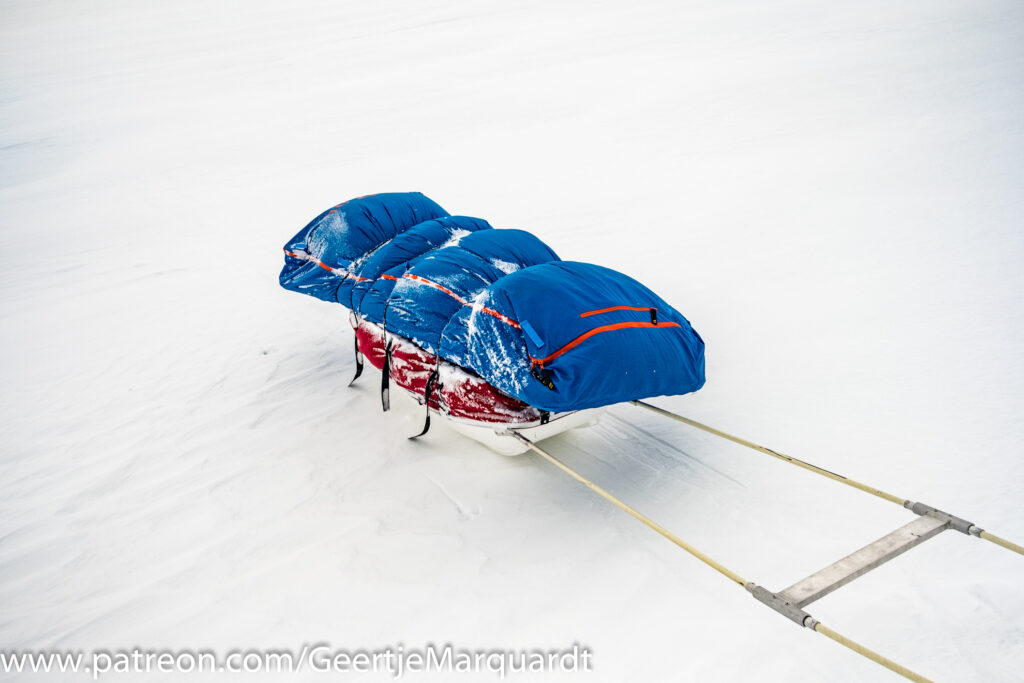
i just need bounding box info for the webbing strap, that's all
[410,369,439,439]
[381,339,393,412]
[348,334,364,386]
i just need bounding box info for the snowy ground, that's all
[2,0,1023,680]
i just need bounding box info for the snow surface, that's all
[2,0,1023,681]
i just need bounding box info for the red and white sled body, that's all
[354,317,602,455]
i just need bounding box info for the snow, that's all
[308,210,350,261]
[490,259,521,275]
[2,0,1023,681]
[439,228,473,250]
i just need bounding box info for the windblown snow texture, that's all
[382,229,560,354]
[351,215,493,313]
[279,192,449,303]
[449,261,706,411]
[280,194,706,411]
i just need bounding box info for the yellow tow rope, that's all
[511,430,747,586]
[508,431,935,683]
[814,623,931,683]
[978,530,1024,555]
[632,400,1023,557]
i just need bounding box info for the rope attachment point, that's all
[746,583,819,630]
[904,500,981,537]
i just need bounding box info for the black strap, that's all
[348,333,364,386]
[409,368,439,439]
[650,307,658,325]
[530,364,556,391]
[539,410,550,425]
[381,339,393,412]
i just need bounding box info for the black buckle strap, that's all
[348,333,364,386]
[381,339,393,411]
[409,368,439,439]
[530,364,556,391]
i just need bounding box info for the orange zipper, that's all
[530,321,680,367]
[402,273,521,328]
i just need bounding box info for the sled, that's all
[281,191,704,448]
[352,315,602,455]
[280,192,1022,682]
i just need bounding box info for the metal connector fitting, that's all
[746,583,817,629]
[904,500,983,536]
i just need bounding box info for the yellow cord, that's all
[512,431,935,682]
[511,432,747,586]
[632,400,905,505]
[634,401,1024,558]
[980,531,1024,556]
[814,623,933,683]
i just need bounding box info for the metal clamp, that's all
[746,583,819,630]
[904,501,983,537]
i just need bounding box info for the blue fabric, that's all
[280,193,706,412]
[358,264,408,325]
[351,215,492,314]
[447,262,705,412]
[382,229,559,354]
[279,192,448,303]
